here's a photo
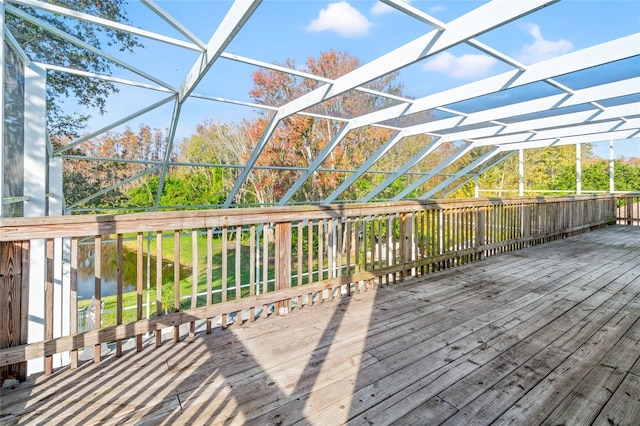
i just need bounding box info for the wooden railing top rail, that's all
[0,193,634,241]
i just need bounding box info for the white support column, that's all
[576,143,582,195]
[475,176,480,198]
[609,140,615,193]
[518,149,524,197]
[0,0,5,218]
[49,155,69,368]
[23,63,47,375]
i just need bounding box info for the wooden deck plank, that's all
[1,225,639,426]
[592,372,640,426]
[493,289,640,425]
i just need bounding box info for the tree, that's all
[62,125,170,209]
[176,121,254,205]
[245,50,410,204]
[5,0,142,136]
[476,145,596,196]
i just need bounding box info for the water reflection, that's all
[77,239,190,300]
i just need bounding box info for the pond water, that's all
[77,240,190,300]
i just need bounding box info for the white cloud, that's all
[371,0,412,16]
[422,52,497,79]
[430,5,446,13]
[518,23,573,64]
[371,2,394,16]
[307,2,372,38]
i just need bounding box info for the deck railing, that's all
[0,194,637,380]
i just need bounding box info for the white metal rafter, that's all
[223,0,557,207]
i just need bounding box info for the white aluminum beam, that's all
[419,147,502,199]
[610,141,615,193]
[225,0,555,207]
[69,165,161,209]
[9,0,203,51]
[392,142,476,201]
[472,114,640,148]
[497,129,640,151]
[350,34,640,130]
[441,151,518,198]
[54,95,175,154]
[5,3,177,90]
[353,138,444,203]
[4,26,29,65]
[321,53,638,204]
[36,63,175,94]
[153,0,261,209]
[220,51,414,104]
[281,0,553,119]
[177,0,261,103]
[277,124,353,205]
[319,131,403,205]
[140,0,206,50]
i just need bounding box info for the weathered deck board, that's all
[1,225,639,426]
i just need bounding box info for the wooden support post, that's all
[275,222,292,315]
[476,208,486,260]
[0,241,29,382]
[399,212,411,281]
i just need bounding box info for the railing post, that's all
[399,212,412,281]
[275,222,292,314]
[476,208,486,260]
[0,241,29,382]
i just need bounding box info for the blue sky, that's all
[73,0,639,159]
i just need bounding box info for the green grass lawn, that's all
[78,232,283,327]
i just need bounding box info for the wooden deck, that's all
[2,225,639,425]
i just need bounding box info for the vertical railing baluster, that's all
[116,234,123,357]
[307,220,313,304]
[156,231,162,347]
[355,218,361,293]
[318,220,324,300]
[235,225,242,325]
[136,232,143,351]
[345,218,352,295]
[250,225,256,321]
[70,237,79,367]
[221,226,228,328]
[45,239,54,374]
[173,230,180,342]
[336,218,343,296]
[206,228,213,333]
[93,236,102,363]
[328,218,334,288]
[262,224,269,318]
[191,229,198,336]
[297,221,303,307]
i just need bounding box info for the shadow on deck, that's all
[1,225,640,425]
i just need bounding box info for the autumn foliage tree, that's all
[245,50,406,204]
[61,125,170,209]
